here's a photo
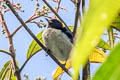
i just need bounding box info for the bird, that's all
[42,18,73,61]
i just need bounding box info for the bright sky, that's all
[0,0,101,80]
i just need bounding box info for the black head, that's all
[46,18,63,30]
[45,18,73,43]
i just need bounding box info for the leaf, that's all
[27,31,44,59]
[69,26,111,50]
[53,48,106,79]
[68,26,74,32]
[0,60,14,80]
[112,16,120,31]
[89,48,107,63]
[97,39,111,50]
[71,0,120,79]
[11,73,16,80]
[52,60,71,80]
[92,43,120,80]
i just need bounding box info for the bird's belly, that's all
[42,28,72,61]
[49,43,68,61]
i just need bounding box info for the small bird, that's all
[42,19,73,61]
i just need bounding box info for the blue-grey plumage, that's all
[42,19,73,61]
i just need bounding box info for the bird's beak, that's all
[45,18,52,23]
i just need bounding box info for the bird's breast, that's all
[42,28,72,61]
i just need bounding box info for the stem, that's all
[9,69,12,80]
[82,61,90,80]
[56,0,61,13]
[108,27,114,48]
[0,11,21,80]
[42,0,71,32]
[5,0,71,77]
[73,0,80,38]
[11,0,49,37]
[81,0,91,80]
[11,13,46,37]
[10,15,35,37]
[82,0,85,15]
[112,26,120,31]
[0,49,13,56]
[19,50,38,72]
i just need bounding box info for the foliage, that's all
[92,43,120,80]
[71,0,120,79]
[0,0,120,80]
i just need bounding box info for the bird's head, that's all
[45,18,63,30]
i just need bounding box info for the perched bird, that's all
[42,19,73,61]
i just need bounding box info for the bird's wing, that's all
[42,28,72,61]
[53,30,73,60]
[62,27,73,43]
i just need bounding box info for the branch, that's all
[56,0,61,13]
[19,50,38,72]
[5,0,71,77]
[111,26,120,31]
[11,15,35,37]
[82,0,85,15]
[108,27,114,48]
[11,14,44,37]
[0,49,13,56]
[0,11,21,80]
[82,60,90,80]
[114,35,120,39]
[10,1,49,37]
[42,0,71,33]
[81,0,91,80]
[73,0,80,38]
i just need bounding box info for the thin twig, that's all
[56,0,61,13]
[112,26,120,31]
[10,0,48,37]
[5,0,71,77]
[19,49,39,72]
[81,0,91,80]
[20,49,42,72]
[108,27,114,48]
[114,35,120,39]
[42,0,71,32]
[11,15,35,37]
[82,0,85,15]
[8,68,12,80]
[0,11,21,80]
[73,0,80,38]
[11,13,45,37]
[82,60,90,80]
[0,49,13,56]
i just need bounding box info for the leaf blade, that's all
[27,31,43,59]
[71,0,120,79]
[92,43,120,80]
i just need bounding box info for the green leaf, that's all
[68,26,74,32]
[27,31,44,59]
[0,60,14,80]
[112,16,120,31]
[71,0,120,79]
[69,26,111,50]
[11,73,16,80]
[97,39,111,50]
[93,43,120,80]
